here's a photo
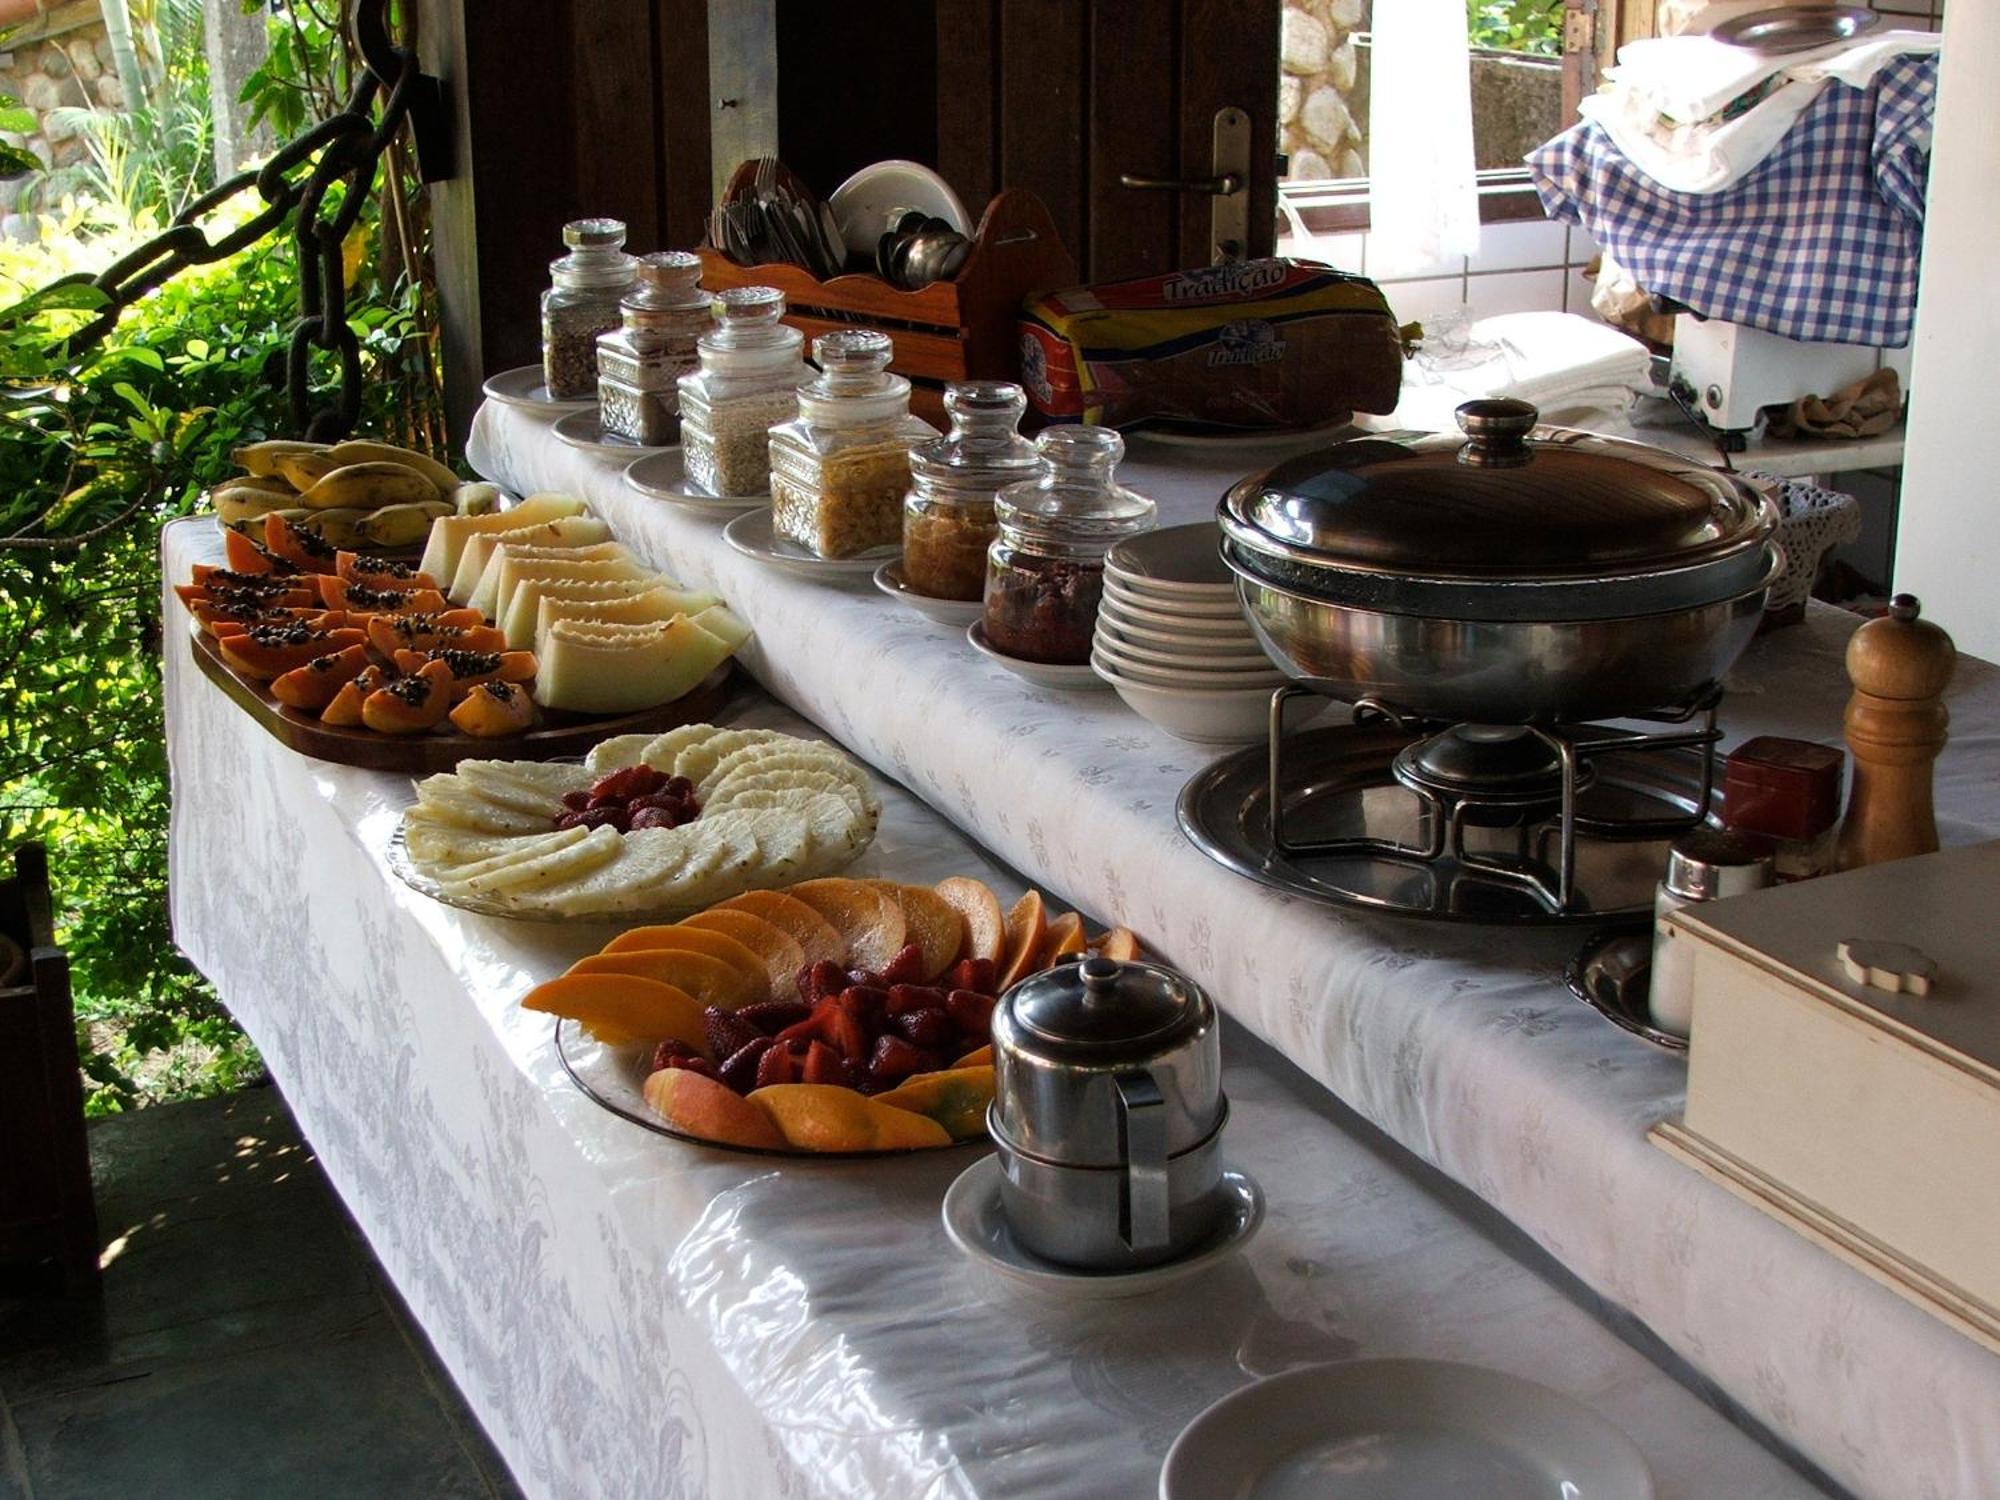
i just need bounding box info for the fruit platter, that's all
[392,723,882,918]
[181,491,751,772]
[209,436,497,553]
[530,871,1143,1154]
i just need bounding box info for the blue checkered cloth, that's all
[1528,53,1936,347]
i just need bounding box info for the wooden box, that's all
[1652,840,2000,1352]
[693,188,1077,427]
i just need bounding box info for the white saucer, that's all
[874,560,983,625]
[1106,522,1237,596]
[965,621,1111,691]
[1160,1358,1653,1500]
[552,408,673,457]
[723,508,893,579]
[624,450,767,513]
[481,364,595,412]
[1104,576,1246,619]
[941,1154,1263,1299]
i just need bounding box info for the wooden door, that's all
[936,0,1281,282]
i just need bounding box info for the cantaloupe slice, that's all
[417,493,588,582]
[469,539,636,618]
[446,515,612,603]
[533,615,735,714]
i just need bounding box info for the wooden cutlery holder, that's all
[695,188,1077,425]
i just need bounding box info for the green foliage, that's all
[1467,0,1564,56]
[0,95,37,179]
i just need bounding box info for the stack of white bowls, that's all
[1093,522,1285,743]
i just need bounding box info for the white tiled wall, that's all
[1279,217,1604,325]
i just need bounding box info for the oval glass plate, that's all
[624,449,767,512]
[554,1017,984,1159]
[481,364,595,412]
[383,822,688,925]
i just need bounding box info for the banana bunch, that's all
[213,437,496,547]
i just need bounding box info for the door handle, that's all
[1118,171,1243,196]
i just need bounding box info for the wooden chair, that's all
[0,844,100,1297]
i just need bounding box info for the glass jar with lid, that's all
[901,382,1040,601]
[768,330,937,559]
[985,428,1157,664]
[595,251,712,446]
[541,218,637,400]
[677,286,810,498]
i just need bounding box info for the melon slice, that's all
[533,586,707,655]
[475,542,638,620]
[503,577,717,651]
[446,515,611,603]
[418,493,588,582]
[533,616,735,714]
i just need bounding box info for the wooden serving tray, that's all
[189,624,738,773]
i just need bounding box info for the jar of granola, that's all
[901,382,1040,601]
[768,330,937,559]
[596,251,712,446]
[541,219,637,400]
[984,428,1156,664]
[678,287,810,498]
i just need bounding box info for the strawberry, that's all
[719,1037,773,1093]
[739,1000,812,1035]
[704,1005,762,1062]
[892,1007,954,1050]
[799,960,849,1002]
[590,764,667,802]
[801,1040,850,1087]
[946,957,998,996]
[880,942,928,985]
[755,1040,802,1088]
[661,1054,719,1081]
[837,984,888,1033]
[886,983,946,1017]
[846,968,887,990]
[823,997,872,1063]
[867,1034,929,1086]
[945,988,996,1035]
[649,1038,698,1073]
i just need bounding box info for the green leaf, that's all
[0,282,112,326]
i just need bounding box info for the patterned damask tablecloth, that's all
[162,518,1823,1500]
[464,404,2000,1499]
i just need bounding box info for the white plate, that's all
[1099,594,1259,640]
[723,508,895,579]
[1124,414,1360,452]
[1105,522,1236,595]
[481,364,595,412]
[1104,576,1246,620]
[552,408,675,457]
[829,159,972,262]
[1092,654,1277,743]
[874,560,983,625]
[1095,620,1274,672]
[1160,1358,1654,1500]
[624,449,768,513]
[942,1154,1263,1300]
[1096,604,1263,650]
[1094,636,1282,687]
[966,620,1110,691]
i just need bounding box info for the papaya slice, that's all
[264,513,342,573]
[269,643,373,711]
[519,972,710,1052]
[222,528,298,576]
[567,950,758,1012]
[315,577,450,616]
[447,680,534,738]
[643,1068,788,1150]
[360,659,454,734]
[1035,911,1086,970]
[320,664,387,727]
[193,600,318,636]
[335,551,440,592]
[216,623,367,680]
[365,610,498,658]
[391,647,537,696]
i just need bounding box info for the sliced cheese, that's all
[446,515,612,603]
[532,586,701,654]
[471,539,634,618]
[533,615,734,714]
[418,493,588,582]
[491,552,647,624]
[503,576,718,650]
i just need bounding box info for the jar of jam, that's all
[541,219,637,400]
[677,286,810,498]
[769,330,938,558]
[596,251,713,446]
[902,382,1040,601]
[984,428,1156,664]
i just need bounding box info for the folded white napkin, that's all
[1393,311,1653,430]
[1608,29,1938,125]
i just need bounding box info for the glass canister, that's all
[677,287,809,498]
[984,428,1157,664]
[596,251,712,446]
[768,330,937,559]
[901,382,1040,601]
[541,218,637,400]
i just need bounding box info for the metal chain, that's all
[28,0,438,442]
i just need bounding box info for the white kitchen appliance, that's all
[1666,313,1892,446]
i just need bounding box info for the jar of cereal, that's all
[901,382,1040,601]
[677,287,809,498]
[596,251,713,447]
[541,219,637,400]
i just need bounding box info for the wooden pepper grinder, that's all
[1836,593,1956,870]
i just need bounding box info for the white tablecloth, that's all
[461,404,2000,1499]
[164,520,1820,1499]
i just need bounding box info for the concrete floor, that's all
[0,1086,521,1500]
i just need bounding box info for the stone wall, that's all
[1280,0,1368,182]
[0,15,122,226]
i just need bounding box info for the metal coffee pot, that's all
[988,955,1228,1270]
